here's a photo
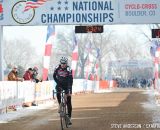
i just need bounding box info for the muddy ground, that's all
[0,88,160,130]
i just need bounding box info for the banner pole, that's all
[0,25,4,81]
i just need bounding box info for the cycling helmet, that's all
[60,57,68,64]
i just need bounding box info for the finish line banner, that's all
[0,0,159,25]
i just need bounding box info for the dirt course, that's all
[0,88,160,130]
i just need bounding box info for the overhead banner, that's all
[0,0,119,25]
[0,0,160,25]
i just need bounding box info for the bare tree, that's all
[49,25,153,80]
[53,30,92,78]
[3,38,39,69]
[111,36,145,60]
[89,30,115,79]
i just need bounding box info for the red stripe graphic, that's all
[72,52,78,61]
[42,68,48,81]
[0,4,3,13]
[72,70,75,78]
[45,44,52,56]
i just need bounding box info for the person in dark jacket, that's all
[53,57,73,125]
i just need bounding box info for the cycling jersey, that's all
[53,65,73,89]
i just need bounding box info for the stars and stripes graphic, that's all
[85,54,90,80]
[94,48,101,80]
[0,3,3,13]
[150,40,160,57]
[42,25,55,81]
[96,48,101,59]
[24,0,47,12]
[154,47,160,91]
[85,40,92,53]
[0,2,3,20]
[71,32,78,78]
[85,41,92,80]
[94,62,99,80]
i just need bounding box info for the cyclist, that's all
[53,57,73,125]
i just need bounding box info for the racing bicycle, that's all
[57,90,70,130]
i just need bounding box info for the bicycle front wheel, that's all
[64,105,69,128]
[60,115,65,130]
[60,103,65,130]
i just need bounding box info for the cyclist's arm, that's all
[68,68,73,94]
[53,68,59,84]
[67,66,73,86]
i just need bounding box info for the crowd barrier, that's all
[154,79,160,105]
[144,78,160,106]
[0,79,117,113]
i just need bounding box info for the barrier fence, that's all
[0,79,117,113]
[154,79,160,105]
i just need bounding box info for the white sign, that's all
[0,0,119,25]
[110,60,153,68]
[0,0,160,25]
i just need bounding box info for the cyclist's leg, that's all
[65,89,72,118]
[64,89,72,125]
[67,96,72,118]
[56,85,61,105]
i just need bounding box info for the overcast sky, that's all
[3,26,47,55]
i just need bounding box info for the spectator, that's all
[31,66,40,106]
[32,66,39,83]
[7,66,23,111]
[8,67,23,81]
[23,68,33,80]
